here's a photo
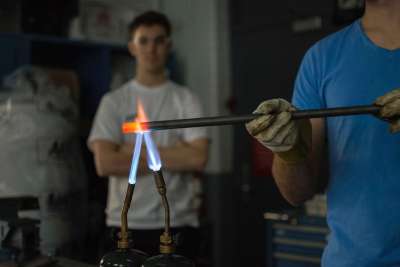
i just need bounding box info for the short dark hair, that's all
[128,11,172,38]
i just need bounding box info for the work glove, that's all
[375,88,400,133]
[246,98,311,163]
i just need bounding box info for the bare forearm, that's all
[272,156,320,206]
[94,149,130,177]
[91,139,208,177]
[159,145,208,172]
[93,145,148,177]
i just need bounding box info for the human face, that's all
[128,25,171,74]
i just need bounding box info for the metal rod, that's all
[141,105,380,131]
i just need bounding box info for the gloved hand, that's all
[246,98,312,163]
[375,88,400,133]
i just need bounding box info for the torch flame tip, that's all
[125,99,162,184]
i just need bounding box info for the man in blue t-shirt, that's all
[246,1,400,266]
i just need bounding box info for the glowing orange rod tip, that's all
[122,121,149,134]
[122,99,150,134]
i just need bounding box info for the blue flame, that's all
[144,131,162,171]
[128,133,143,184]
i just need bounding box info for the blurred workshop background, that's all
[0,0,364,266]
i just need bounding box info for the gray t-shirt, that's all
[88,79,207,229]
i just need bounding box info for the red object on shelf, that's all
[250,137,274,177]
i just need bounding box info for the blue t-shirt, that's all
[292,20,400,267]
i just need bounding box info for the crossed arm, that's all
[272,118,329,206]
[89,138,209,177]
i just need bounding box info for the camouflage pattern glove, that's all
[245,99,311,163]
[375,88,400,133]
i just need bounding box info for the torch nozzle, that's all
[153,170,174,254]
[118,183,135,249]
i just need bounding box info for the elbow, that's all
[281,191,314,207]
[285,196,308,207]
[192,155,208,172]
[95,166,108,177]
[94,155,110,177]
[95,163,108,177]
[281,178,321,206]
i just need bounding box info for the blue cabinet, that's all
[265,213,329,267]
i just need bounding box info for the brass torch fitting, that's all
[159,232,175,254]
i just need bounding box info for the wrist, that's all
[275,141,309,164]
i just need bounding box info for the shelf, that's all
[0,32,129,117]
[0,32,128,52]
